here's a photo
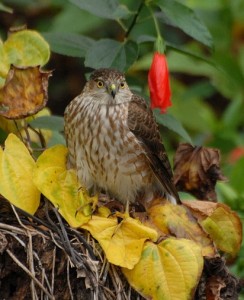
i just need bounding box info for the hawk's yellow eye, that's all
[97,81,104,88]
[120,82,125,89]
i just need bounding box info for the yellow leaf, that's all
[3,30,50,68]
[0,116,20,133]
[0,29,50,89]
[123,238,203,300]
[148,201,215,257]
[183,200,243,258]
[200,206,242,258]
[21,108,52,144]
[0,41,8,86]
[0,133,40,214]
[33,145,95,227]
[82,215,158,269]
[0,108,52,144]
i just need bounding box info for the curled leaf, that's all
[183,200,242,258]
[0,29,50,89]
[0,65,52,119]
[173,143,227,201]
[123,239,203,300]
[203,257,242,300]
[33,145,94,227]
[82,215,158,269]
[0,133,40,214]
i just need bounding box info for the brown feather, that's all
[128,94,180,203]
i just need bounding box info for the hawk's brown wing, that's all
[128,94,180,203]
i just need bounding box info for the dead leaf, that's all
[195,257,242,300]
[206,276,226,300]
[147,200,216,257]
[173,143,227,201]
[182,200,218,221]
[123,238,203,300]
[0,65,52,119]
[183,200,242,258]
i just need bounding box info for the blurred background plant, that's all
[0,0,243,292]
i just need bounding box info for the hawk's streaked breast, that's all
[65,96,156,204]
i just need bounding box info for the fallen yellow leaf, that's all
[0,133,40,214]
[183,200,243,258]
[123,238,203,300]
[33,145,94,227]
[82,215,158,269]
[201,206,242,258]
[148,201,215,257]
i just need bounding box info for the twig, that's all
[100,258,110,284]
[0,223,26,234]
[27,124,46,149]
[68,227,97,260]
[67,259,74,300]
[27,231,37,299]
[40,268,45,300]
[11,204,36,233]
[1,229,27,246]
[125,0,144,38]
[51,247,56,294]
[51,207,79,266]
[6,249,55,300]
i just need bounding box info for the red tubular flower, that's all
[148,52,172,113]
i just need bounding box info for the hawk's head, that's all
[86,68,133,105]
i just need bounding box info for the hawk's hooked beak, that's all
[109,83,117,98]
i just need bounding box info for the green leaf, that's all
[48,131,66,147]
[156,0,213,48]
[29,115,64,132]
[229,157,244,195]
[154,110,192,144]
[0,3,13,13]
[166,42,215,66]
[49,3,104,34]
[69,0,132,20]
[42,32,94,57]
[85,39,138,71]
[222,95,244,129]
[136,35,156,44]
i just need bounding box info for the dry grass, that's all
[0,199,142,299]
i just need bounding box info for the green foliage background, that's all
[0,0,244,291]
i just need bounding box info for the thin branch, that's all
[11,204,36,233]
[27,124,46,149]
[125,0,144,38]
[0,223,26,235]
[27,231,37,300]
[67,259,74,300]
[51,247,56,294]
[117,19,127,32]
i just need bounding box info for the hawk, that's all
[64,68,180,206]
